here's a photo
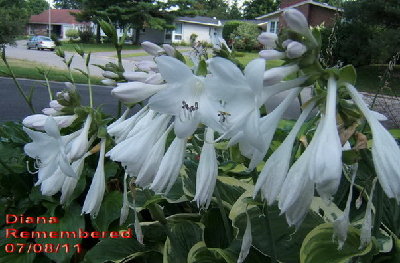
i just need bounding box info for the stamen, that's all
[26,161,39,174]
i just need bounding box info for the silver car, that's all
[27,36,56,51]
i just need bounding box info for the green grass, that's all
[0,58,102,85]
[356,65,400,95]
[58,43,141,53]
[119,52,148,58]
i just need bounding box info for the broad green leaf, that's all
[338,65,357,85]
[187,242,228,263]
[92,191,122,231]
[389,129,400,139]
[83,237,143,263]
[175,50,186,64]
[201,208,233,248]
[0,252,35,263]
[196,60,207,76]
[371,238,400,263]
[300,223,374,263]
[163,221,203,263]
[214,177,251,208]
[36,203,84,263]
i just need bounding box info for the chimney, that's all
[280,0,306,9]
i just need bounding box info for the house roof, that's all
[255,0,343,20]
[29,9,87,25]
[175,16,222,27]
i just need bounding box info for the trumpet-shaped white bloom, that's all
[309,76,342,201]
[23,114,77,130]
[69,114,92,161]
[82,138,106,217]
[333,164,357,249]
[150,136,187,194]
[237,212,252,263]
[60,155,87,204]
[254,101,315,203]
[346,83,400,202]
[263,64,299,86]
[257,32,278,48]
[286,41,307,59]
[360,178,377,249]
[149,56,222,138]
[24,117,76,186]
[194,128,218,208]
[111,82,167,104]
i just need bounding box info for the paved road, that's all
[0,77,119,121]
[0,77,310,123]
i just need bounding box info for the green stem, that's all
[143,190,167,225]
[117,101,122,117]
[86,65,93,108]
[214,186,232,242]
[44,73,53,101]
[264,205,278,263]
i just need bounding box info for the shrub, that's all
[190,33,198,45]
[50,33,61,46]
[222,21,246,43]
[66,29,79,41]
[79,29,94,43]
[230,22,261,51]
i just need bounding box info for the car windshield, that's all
[39,37,52,41]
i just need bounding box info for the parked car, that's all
[27,36,56,51]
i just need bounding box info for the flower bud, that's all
[123,71,149,82]
[286,41,307,58]
[145,73,164,85]
[101,79,117,86]
[111,82,166,104]
[263,64,299,85]
[162,44,176,57]
[283,9,309,36]
[141,41,164,56]
[102,71,119,79]
[49,100,64,111]
[257,32,278,48]
[259,50,285,60]
[282,39,294,48]
[64,82,75,91]
[42,108,59,116]
[23,114,77,130]
[135,60,158,72]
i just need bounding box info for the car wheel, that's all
[50,48,55,51]
[27,46,31,50]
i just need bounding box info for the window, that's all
[174,23,182,40]
[270,21,277,33]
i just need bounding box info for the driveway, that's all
[4,41,150,77]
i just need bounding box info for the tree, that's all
[53,0,82,9]
[25,0,49,15]
[193,0,230,19]
[0,0,28,48]
[242,0,279,19]
[227,0,242,19]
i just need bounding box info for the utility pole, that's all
[48,1,51,37]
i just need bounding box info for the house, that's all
[256,0,343,34]
[27,9,90,39]
[166,16,223,44]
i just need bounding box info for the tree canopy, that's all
[53,0,82,9]
[0,0,29,47]
[242,0,279,19]
[25,0,49,15]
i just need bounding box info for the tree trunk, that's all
[134,28,141,45]
[96,22,101,43]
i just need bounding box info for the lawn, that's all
[58,43,141,53]
[0,58,102,85]
[356,65,400,96]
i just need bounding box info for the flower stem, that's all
[214,186,232,242]
[143,190,167,225]
[372,183,384,237]
[86,65,93,108]
[44,73,53,101]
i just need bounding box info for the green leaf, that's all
[83,237,143,263]
[372,237,400,263]
[35,203,84,263]
[73,68,88,78]
[196,60,207,76]
[201,208,233,248]
[91,191,122,231]
[300,223,374,263]
[338,65,357,86]
[175,50,186,64]
[0,252,35,263]
[164,221,203,263]
[187,242,229,263]
[389,129,400,139]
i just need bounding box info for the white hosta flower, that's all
[150,136,187,194]
[257,32,278,48]
[194,128,218,208]
[283,9,317,45]
[360,178,377,249]
[135,60,158,72]
[23,114,77,130]
[69,114,92,161]
[254,101,315,203]
[237,212,252,263]
[263,64,299,86]
[309,76,342,201]
[42,107,59,116]
[102,71,119,79]
[49,100,64,111]
[259,50,285,60]
[142,41,164,56]
[346,83,400,202]
[82,138,106,217]
[107,114,170,176]
[120,172,129,225]
[101,79,117,86]
[149,56,222,138]
[145,73,164,85]
[111,82,166,104]
[135,125,172,187]
[282,39,294,48]
[162,44,176,57]
[123,71,149,82]
[64,81,75,91]
[286,41,307,59]
[333,164,357,249]
[134,202,143,244]
[40,168,66,196]
[60,155,87,204]
[24,117,76,186]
